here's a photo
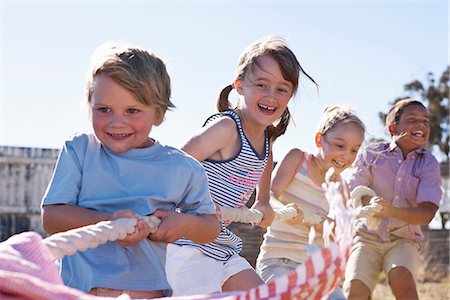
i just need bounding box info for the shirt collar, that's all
[388,140,426,155]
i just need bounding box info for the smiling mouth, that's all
[411,130,425,138]
[333,159,345,168]
[107,133,132,139]
[258,104,276,112]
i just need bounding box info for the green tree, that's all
[378,66,449,162]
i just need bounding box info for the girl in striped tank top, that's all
[165,36,317,296]
[256,105,365,299]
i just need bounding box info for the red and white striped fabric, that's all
[0,180,354,300]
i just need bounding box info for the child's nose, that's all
[342,151,353,164]
[264,89,276,100]
[110,113,126,125]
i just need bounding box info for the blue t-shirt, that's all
[42,133,216,292]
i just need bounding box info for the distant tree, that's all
[378,66,449,162]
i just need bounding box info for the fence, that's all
[0,146,59,240]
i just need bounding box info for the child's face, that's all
[90,75,162,153]
[389,104,430,152]
[234,55,293,129]
[317,122,364,174]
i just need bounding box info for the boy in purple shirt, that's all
[343,99,442,300]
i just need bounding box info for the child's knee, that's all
[343,279,371,300]
[388,266,415,286]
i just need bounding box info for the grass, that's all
[372,273,449,299]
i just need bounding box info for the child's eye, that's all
[419,119,430,126]
[335,144,343,148]
[127,108,140,114]
[406,118,429,126]
[97,107,110,113]
[277,88,288,94]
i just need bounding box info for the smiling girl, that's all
[255,105,365,298]
[165,36,317,296]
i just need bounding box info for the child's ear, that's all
[154,110,164,126]
[388,123,396,135]
[232,79,244,95]
[315,132,322,147]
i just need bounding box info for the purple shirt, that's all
[349,141,441,242]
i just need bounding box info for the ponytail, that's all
[267,108,291,141]
[217,84,234,112]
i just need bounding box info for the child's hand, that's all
[372,197,394,219]
[111,209,151,246]
[252,202,274,227]
[393,131,409,143]
[148,210,185,243]
[284,203,304,226]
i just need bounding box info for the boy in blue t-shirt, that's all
[41,42,220,298]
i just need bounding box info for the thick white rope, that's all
[43,202,325,260]
[43,215,161,260]
[218,204,322,225]
[350,185,383,230]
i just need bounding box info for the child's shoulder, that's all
[417,147,440,169]
[365,141,390,151]
[64,132,97,149]
[286,147,306,157]
[201,112,240,140]
[204,110,237,127]
[161,144,206,172]
[281,148,307,163]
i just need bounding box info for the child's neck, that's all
[396,140,421,159]
[236,110,267,156]
[312,156,326,184]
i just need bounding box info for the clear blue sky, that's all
[1,1,448,162]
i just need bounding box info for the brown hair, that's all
[385,98,426,135]
[86,42,174,120]
[217,36,317,141]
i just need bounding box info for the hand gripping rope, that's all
[6,168,355,299]
[218,203,322,225]
[350,185,383,231]
[43,206,321,260]
[43,216,161,260]
[42,186,380,261]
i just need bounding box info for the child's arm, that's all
[42,204,151,246]
[270,149,305,226]
[149,210,220,243]
[271,149,303,198]
[182,117,239,161]
[373,198,438,225]
[251,151,275,227]
[42,204,112,234]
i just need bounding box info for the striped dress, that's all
[258,152,328,263]
[175,110,270,261]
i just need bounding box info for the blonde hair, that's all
[217,36,318,141]
[317,105,365,137]
[86,41,174,119]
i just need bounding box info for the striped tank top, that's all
[175,110,269,261]
[258,152,328,263]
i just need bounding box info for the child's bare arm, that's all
[42,204,150,246]
[41,204,111,234]
[182,117,238,161]
[252,151,274,227]
[149,210,220,243]
[373,198,438,225]
[271,149,303,198]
